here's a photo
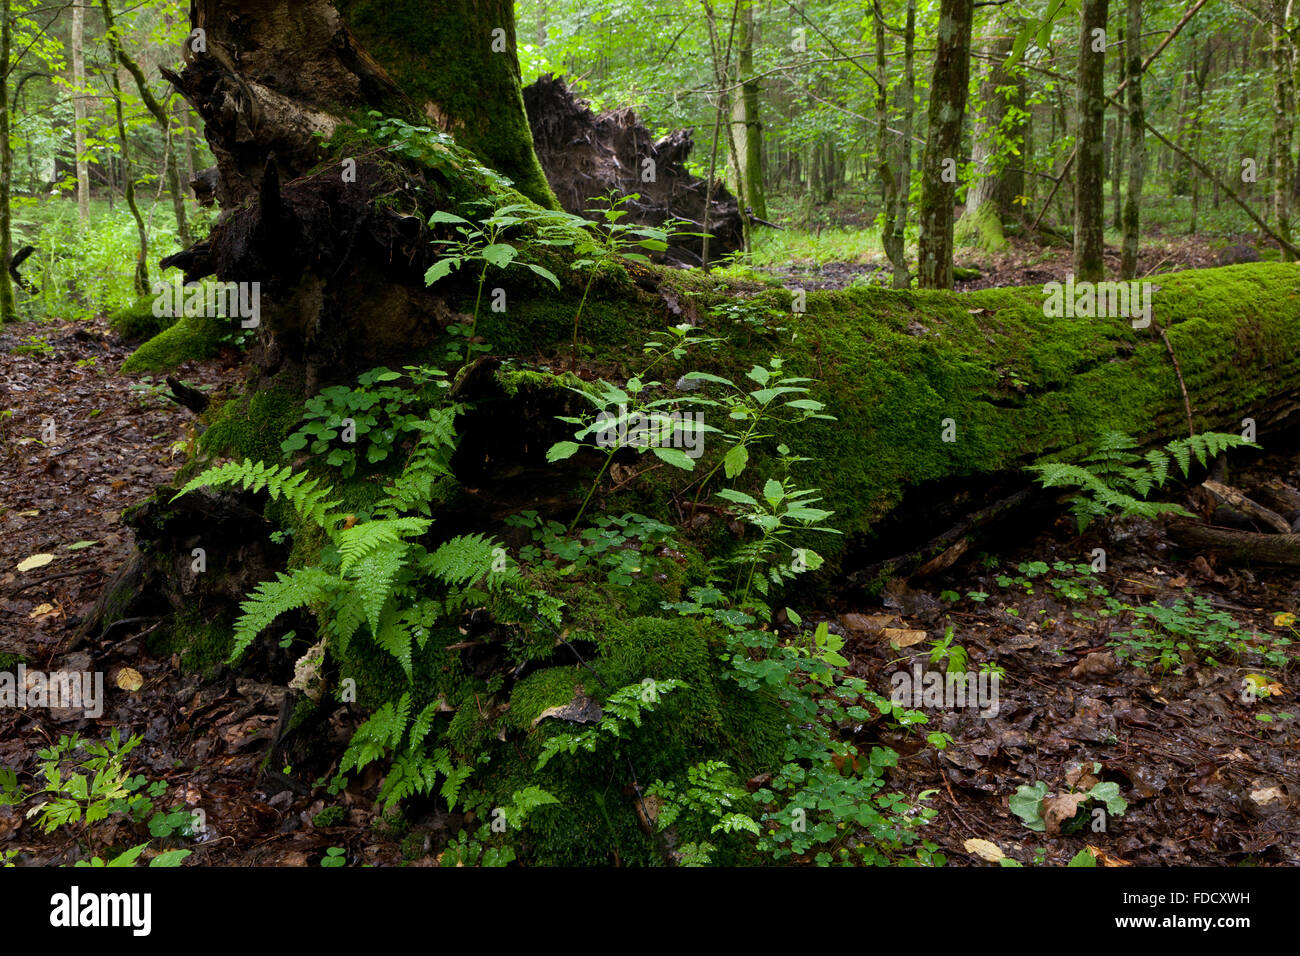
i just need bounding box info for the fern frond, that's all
[1143,449,1170,487]
[230,566,335,661]
[349,542,408,638]
[172,459,343,538]
[408,701,442,751]
[328,589,366,657]
[340,693,410,775]
[424,533,509,587]
[376,406,461,517]
[372,609,413,679]
[337,517,430,576]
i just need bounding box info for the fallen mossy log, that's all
[145,0,1300,580]
[1167,520,1300,566]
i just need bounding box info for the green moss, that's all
[198,387,303,466]
[506,666,586,729]
[312,806,346,827]
[152,607,235,679]
[109,295,176,343]
[120,314,226,373]
[333,0,557,209]
[0,652,29,670]
[475,615,784,865]
[560,261,1300,578]
[954,202,1008,252]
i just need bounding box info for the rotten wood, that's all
[848,486,1037,588]
[1200,480,1292,533]
[1167,520,1300,566]
[523,74,743,265]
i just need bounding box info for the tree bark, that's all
[732,0,766,222]
[334,0,557,209]
[1271,0,1296,260]
[955,19,1016,253]
[0,0,15,322]
[1120,0,1144,280]
[72,1,90,224]
[917,0,973,289]
[1073,0,1109,282]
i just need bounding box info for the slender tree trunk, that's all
[1120,0,1144,279]
[917,0,973,289]
[72,2,90,224]
[0,0,14,321]
[893,0,916,288]
[100,0,191,247]
[732,0,766,221]
[875,0,916,289]
[105,67,148,294]
[1272,0,1296,260]
[1073,0,1109,282]
[1110,22,1124,230]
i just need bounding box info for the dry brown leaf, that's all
[962,838,1006,862]
[1086,843,1132,866]
[881,627,928,647]
[115,667,144,692]
[16,553,54,572]
[1042,793,1090,834]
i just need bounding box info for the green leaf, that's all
[481,243,518,269]
[1009,782,1048,831]
[651,446,695,470]
[525,263,561,288]
[424,259,459,284]
[1067,848,1097,867]
[429,210,469,225]
[762,479,784,507]
[1088,781,1127,817]
[723,444,749,479]
[715,488,758,506]
[546,441,580,462]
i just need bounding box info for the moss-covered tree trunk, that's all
[332,0,557,209]
[168,0,554,210]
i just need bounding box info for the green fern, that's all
[337,518,430,576]
[1028,430,1259,532]
[341,693,411,776]
[172,460,344,538]
[423,533,509,588]
[376,407,461,518]
[230,566,335,660]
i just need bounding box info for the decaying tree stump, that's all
[523,74,744,265]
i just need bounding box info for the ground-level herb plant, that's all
[0,730,192,867]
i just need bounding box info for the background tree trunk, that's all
[1121,0,1145,279]
[917,0,973,289]
[955,19,1015,253]
[1073,0,1109,282]
[0,0,15,322]
[732,0,766,221]
[72,2,90,224]
[1271,0,1296,260]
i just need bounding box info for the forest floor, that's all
[768,233,1251,291]
[1,260,1297,866]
